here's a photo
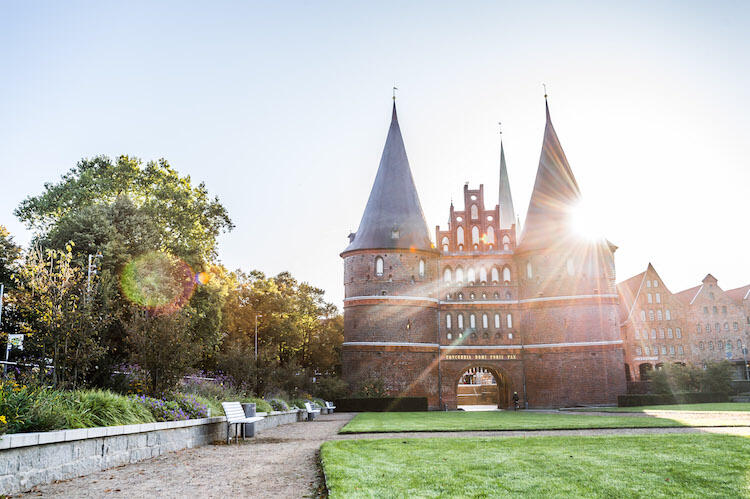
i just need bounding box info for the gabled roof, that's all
[726,284,750,304]
[343,103,433,254]
[674,285,702,306]
[518,101,581,251]
[498,141,516,230]
[616,270,646,322]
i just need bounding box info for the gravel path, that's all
[18,411,750,498]
[20,413,355,499]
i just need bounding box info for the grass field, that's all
[568,402,750,413]
[321,434,750,498]
[339,411,688,433]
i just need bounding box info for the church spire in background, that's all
[498,135,516,230]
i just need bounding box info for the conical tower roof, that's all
[498,141,516,229]
[518,101,581,251]
[343,103,433,254]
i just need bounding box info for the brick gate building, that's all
[341,100,626,409]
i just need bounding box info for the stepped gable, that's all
[343,103,433,254]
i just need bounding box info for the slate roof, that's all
[726,284,750,304]
[343,103,433,254]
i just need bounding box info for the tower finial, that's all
[543,83,548,100]
[498,121,503,139]
[393,85,398,101]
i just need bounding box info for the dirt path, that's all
[20,413,355,499]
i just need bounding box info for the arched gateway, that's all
[456,366,510,409]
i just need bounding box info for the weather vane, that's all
[498,121,503,137]
[393,85,398,101]
[543,83,548,99]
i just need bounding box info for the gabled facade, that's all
[342,100,626,409]
[618,267,750,381]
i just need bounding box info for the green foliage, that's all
[65,389,155,428]
[313,377,349,401]
[131,395,188,421]
[0,225,22,286]
[647,361,734,395]
[568,403,750,412]
[266,398,289,411]
[289,398,308,409]
[322,434,750,498]
[701,360,735,394]
[240,397,272,413]
[354,377,388,398]
[168,392,209,419]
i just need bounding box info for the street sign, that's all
[7,334,23,351]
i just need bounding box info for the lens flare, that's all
[570,200,607,240]
[120,251,195,315]
[195,271,211,285]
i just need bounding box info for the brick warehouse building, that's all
[341,101,626,409]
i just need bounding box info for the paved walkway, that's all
[18,411,750,498]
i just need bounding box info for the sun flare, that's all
[570,200,608,240]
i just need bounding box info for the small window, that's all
[470,314,476,329]
[653,280,659,287]
[505,291,511,300]
[447,333,452,340]
[659,328,665,339]
[678,345,684,355]
[696,324,701,334]
[655,293,661,304]
[468,268,476,283]
[665,310,671,320]
[738,339,743,351]
[470,293,475,300]
[647,294,653,304]
[444,268,452,282]
[494,314,500,329]
[715,322,720,332]
[566,258,574,276]
[703,307,709,314]
[649,310,655,321]
[471,205,479,219]
[486,226,495,244]
[667,328,672,339]
[507,314,513,328]
[446,314,452,329]
[419,259,425,277]
[657,310,663,321]
[669,345,675,355]
[661,346,667,355]
[646,280,652,288]
[709,341,714,351]
[713,306,718,314]
[706,323,711,333]
[482,314,488,329]
[479,267,488,283]
[640,311,646,321]
[458,293,463,300]
[375,257,384,276]
[458,314,464,329]
[456,226,464,244]
[526,262,533,279]
[675,328,681,339]
[733,322,739,331]
[456,267,464,282]
[634,329,640,340]
[699,341,704,350]
[636,347,642,356]
[503,267,511,283]
[718,340,723,350]
[724,322,729,331]
[651,329,656,339]
[502,235,511,251]
[722,306,727,315]
[491,267,499,283]
[472,226,480,245]
[508,333,513,339]
[644,346,650,355]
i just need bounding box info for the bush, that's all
[354,377,388,398]
[131,395,188,421]
[617,392,729,407]
[169,392,209,419]
[240,396,272,413]
[312,397,326,408]
[267,398,289,411]
[702,361,734,394]
[333,397,428,412]
[66,389,154,428]
[289,398,308,409]
[646,361,734,395]
[314,377,349,400]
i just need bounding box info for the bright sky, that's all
[2,1,749,307]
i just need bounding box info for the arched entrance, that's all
[456,366,509,410]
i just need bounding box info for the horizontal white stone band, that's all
[344,295,439,303]
[441,294,619,305]
[441,339,624,350]
[439,300,516,305]
[342,341,439,348]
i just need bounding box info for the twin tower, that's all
[341,101,626,409]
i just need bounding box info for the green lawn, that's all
[321,434,750,498]
[567,402,750,413]
[340,411,687,433]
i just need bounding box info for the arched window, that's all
[739,339,743,351]
[472,226,480,245]
[505,291,511,300]
[419,259,425,277]
[640,311,646,321]
[471,205,478,219]
[706,323,711,332]
[486,226,495,244]
[657,310,663,320]
[675,328,682,338]
[457,292,463,300]
[696,324,701,333]
[667,328,673,338]
[479,267,488,283]
[491,267,499,283]
[526,262,533,279]
[506,314,513,328]
[502,235,510,251]
[456,267,464,282]
[647,294,653,304]
[444,268,452,282]
[665,310,671,320]
[441,236,449,253]
[482,314,488,328]
[446,314,452,329]
[375,257,384,276]
[494,314,500,328]
[699,341,704,350]
[467,268,475,283]
[655,293,661,304]
[469,314,476,329]
[457,314,464,329]
[503,267,511,283]
[724,322,729,331]
[566,258,574,276]
[649,310,654,321]
[456,226,464,245]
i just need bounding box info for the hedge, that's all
[333,397,428,412]
[617,392,729,407]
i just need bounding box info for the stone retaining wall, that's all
[0,409,307,495]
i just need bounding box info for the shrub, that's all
[314,377,349,400]
[617,393,729,407]
[312,397,326,408]
[267,398,289,411]
[289,398,308,409]
[66,389,154,428]
[240,396,272,413]
[333,397,428,412]
[131,395,188,421]
[169,393,209,419]
[0,380,68,433]
[354,377,388,398]
[701,361,734,394]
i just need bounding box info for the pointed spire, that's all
[518,99,581,251]
[343,101,433,253]
[498,140,516,229]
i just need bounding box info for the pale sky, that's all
[2,1,749,307]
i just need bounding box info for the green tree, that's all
[0,225,22,286]
[11,244,109,387]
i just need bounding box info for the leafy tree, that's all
[0,225,22,286]
[11,244,109,387]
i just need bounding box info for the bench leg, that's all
[227,423,231,445]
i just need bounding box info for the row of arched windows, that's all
[445,229,511,252]
[445,312,513,330]
[443,266,511,284]
[638,309,673,321]
[696,322,740,333]
[698,339,743,352]
[634,328,682,340]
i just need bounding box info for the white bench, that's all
[221,401,265,444]
[325,401,336,413]
[304,402,321,421]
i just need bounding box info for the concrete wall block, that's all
[17,446,40,473]
[128,447,152,464]
[146,431,160,447]
[128,433,148,450]
[0,474,18,496]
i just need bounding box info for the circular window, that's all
[456,216,463,222]
[487,216,493,221]
[471,195,477,201]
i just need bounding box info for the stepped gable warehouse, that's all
[341,100,625,409]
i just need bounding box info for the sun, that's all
[570,200,608,240]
